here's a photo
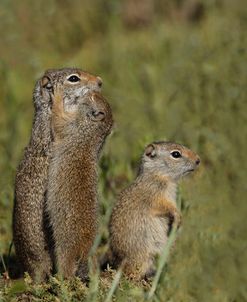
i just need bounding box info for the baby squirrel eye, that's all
[67,75,81,83]
[171,151,181,158]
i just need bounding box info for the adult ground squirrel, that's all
[108,141,200,280]
[13,68,102,282]
[46,85,113,280]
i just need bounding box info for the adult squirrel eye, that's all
[171,151,181,158]
[67,75,80,83]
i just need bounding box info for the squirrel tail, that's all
[100,249,118,271]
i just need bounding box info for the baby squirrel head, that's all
[51,81,113,143]
[34,67,102,112]
[76,91,113,137]
[141,141,200,181]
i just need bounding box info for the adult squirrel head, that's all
[33,68,102,112]
[140,141,200,181]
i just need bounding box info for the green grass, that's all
[0,0,247,301]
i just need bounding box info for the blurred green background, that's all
[0,0,246,301]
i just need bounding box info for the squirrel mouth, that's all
[183,169,195,175]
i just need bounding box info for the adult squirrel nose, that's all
[96,77,103,88]
[195,158,200,165]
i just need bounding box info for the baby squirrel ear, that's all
[90,110,105,121]
[145,144,157,158]
[41,75,53,93]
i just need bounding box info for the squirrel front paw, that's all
[167,211,182,235]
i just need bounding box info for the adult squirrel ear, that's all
[41,75,53,93]
[145,144,157,158]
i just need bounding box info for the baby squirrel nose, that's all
[195,158,200,165]
[96,77,103,88]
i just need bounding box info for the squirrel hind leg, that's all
[55,248,78,279]
[76,260,89,283]
[143,266,156,281]
[123,257,154,281]
[25,254,52,283]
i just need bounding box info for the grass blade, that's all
[104,267,122,302]
[147,226,177,300]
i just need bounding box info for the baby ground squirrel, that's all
[46,84,113,280]
[13,68,102,282]
[108,141,200,280]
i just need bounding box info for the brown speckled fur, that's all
[108,142,200,280]
[46,86,113,280]
[13,68,102,282]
